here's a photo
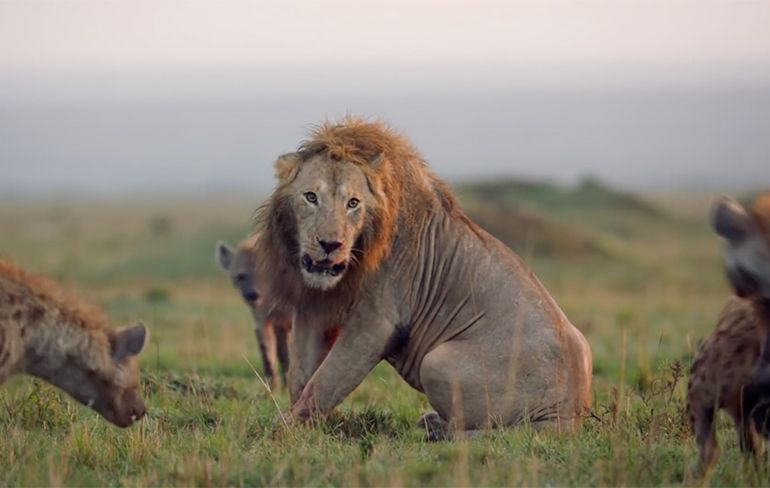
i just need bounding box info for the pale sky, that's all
[1,1,769,194]
[2,1,770,86]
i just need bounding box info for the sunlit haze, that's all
[1,1,769,194]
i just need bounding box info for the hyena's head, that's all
[61,322,147,428]
[216,239,262,307]
[712,193,770,299]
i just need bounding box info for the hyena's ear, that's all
[111,321,147,360]
[215,241,235,270]
[274,152,301,184]
[712,196,754,242]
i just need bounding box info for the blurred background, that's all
[2,3,770,484]
[2,0,770,380]
[2,0,769,196]
[1,0,769,361]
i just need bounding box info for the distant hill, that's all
[454,176,675,258]
[457,177,664,218]
[460,196,605,258]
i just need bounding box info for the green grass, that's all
[0,188,765,486]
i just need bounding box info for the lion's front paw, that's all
[268,408,313,438]
[272,410,294,428]
[289,403,314,424]
[266,411,293,439]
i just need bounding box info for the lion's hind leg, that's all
[416,411,485,442]
[419,341,516,440]
[416,411,448,441]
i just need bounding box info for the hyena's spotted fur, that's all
[687,193,770,471]
[0,259,147,427]
[686,297,767,469]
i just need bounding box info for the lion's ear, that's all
[274,153,301,183]
[368,153,384,169]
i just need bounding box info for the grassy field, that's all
[0,182,768,486]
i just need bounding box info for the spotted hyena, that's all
[0,259,147,427]
[687,193,770,471]
[216,235,292,388]
[216,236,341,389]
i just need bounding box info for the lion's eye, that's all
[347,198,360,209]
[304,192,318,204]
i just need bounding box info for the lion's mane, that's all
[253,116,476,315]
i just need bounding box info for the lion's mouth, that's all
[302,254,347,277]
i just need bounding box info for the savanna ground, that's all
[1,181,768,486]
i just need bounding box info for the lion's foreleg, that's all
[288,314,327,404]
[290,317,394,419]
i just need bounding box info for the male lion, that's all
[254,117,592,439]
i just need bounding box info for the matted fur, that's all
[0,259,110,333]
[253,116,479,313]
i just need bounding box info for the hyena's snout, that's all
[114,389,146,427]
[241,288,259,304]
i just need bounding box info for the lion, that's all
[688,193,770,470]
[254,117,593,439]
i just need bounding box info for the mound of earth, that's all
[460,196,605,258]
[458,176,664,218]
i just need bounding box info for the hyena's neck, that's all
[754,298,770,329]
[20,315,100,390]
[0,321,22,382]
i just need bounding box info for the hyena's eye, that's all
[304,192,318,205]
[347,198,360,209]
[236,273,247,282]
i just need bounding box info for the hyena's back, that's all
[686,296,767,470]
[688,297,763,422]
[0,276,30,381]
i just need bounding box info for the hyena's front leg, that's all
[693,407,719,473]
[261,320,280,386]
[250,311,276,387]
[272,316,291,385]
[288,311,328,404]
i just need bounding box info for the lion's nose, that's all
[318,239,343,254]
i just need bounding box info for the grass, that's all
[0,185,766,486]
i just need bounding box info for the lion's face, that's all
[289,156,374,290]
